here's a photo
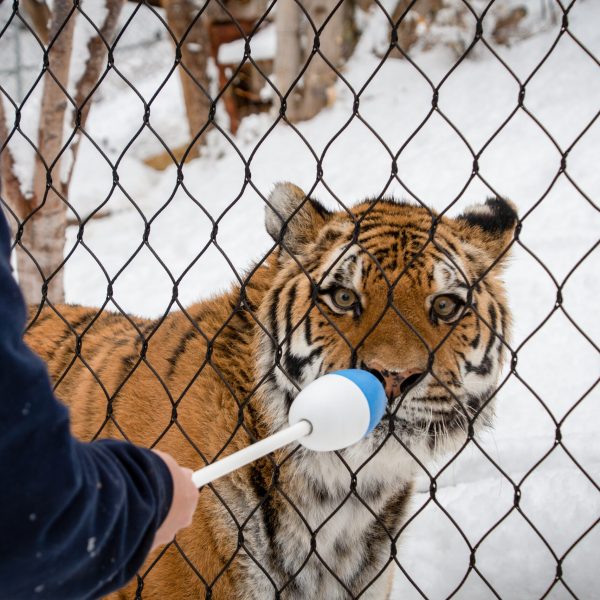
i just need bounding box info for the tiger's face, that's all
[257,182,516,459]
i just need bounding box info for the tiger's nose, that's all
[363,361,424,401]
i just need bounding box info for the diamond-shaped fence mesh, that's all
[0,0,598,598]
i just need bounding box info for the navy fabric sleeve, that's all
[0,210,173,600]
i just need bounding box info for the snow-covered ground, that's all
[3,1,599,598]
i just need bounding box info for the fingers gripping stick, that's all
[192,370,386,488]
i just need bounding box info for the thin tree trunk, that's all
[18,0,76,306]
[21,0,51,44]
[275,0,355,123]
[273,0,303,122]
[162,0,211,158]
[300,0,347,121]
[0,99,29,227]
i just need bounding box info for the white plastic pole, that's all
[192,420,312,488]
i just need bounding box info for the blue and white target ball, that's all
[288,369,387,452]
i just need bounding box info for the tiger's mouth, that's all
[369,404,470,446]
[375,390,493,444]
[359,362,485,436]
[361,363,426,403]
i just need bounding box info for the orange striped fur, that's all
[25,183,517,599]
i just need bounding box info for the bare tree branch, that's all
[63,0,126,192]
[20,0,52,44]
[0,96,30,222]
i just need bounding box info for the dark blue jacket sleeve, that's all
[0,210,173,599]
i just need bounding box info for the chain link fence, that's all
[0,2,170,103]
[1,0,598,598]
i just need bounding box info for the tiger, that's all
[25,182,517,599]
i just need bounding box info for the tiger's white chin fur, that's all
[243,374,491,600]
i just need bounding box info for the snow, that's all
[394,466,600,599]
[217,23,276,64]
[3,0,599,597]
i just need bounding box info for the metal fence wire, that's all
[0,6,167,103]
[0,0,599,598]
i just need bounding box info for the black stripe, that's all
[27,310,53,329]
[304,312,313,346]
[284,348,322,381]
[248,461,281,574]
[166,327,199,378]
[268,283,285,343]
[45,311,97,368]
[347,486,410,590]
[317,228,344,251]
[470,316,481,348]
[464,303,498,376]
[114,352,140,394]
[284,282,297,343]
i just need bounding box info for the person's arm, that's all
[0,210,194,599]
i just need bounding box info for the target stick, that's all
[192,370,386,488]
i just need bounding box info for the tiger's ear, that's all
[456,197,518,265]
[265,182,332,257]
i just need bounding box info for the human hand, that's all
[150,450,199,551]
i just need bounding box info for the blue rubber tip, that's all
[333,369,387,434]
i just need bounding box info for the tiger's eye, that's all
[333,288,358,310]
[432,295,461,319]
